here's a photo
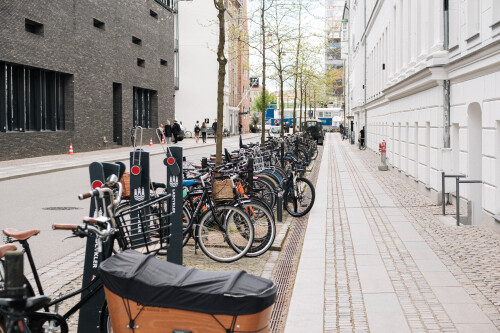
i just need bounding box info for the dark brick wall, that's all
[0,0,175,160]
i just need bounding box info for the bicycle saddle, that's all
[0,295,50,313]
[3,228,40,241]
[0,244,16,259]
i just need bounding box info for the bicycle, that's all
[180,172,255,263]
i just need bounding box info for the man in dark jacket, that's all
[172,120,181,144]
[212,119,217,142]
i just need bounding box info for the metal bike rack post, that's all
[165,146,183,265]
[4,251,24,299]
[281,142,285,168]
[129,149,151,247]
[277,190,283,222]
[456,178,482,226]
[248,157,254,194]
[79,161,124,333]
[441,172,465,215]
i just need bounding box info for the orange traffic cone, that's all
[161,137,165,145]
[149,137,153,146]
[68,143,74,155]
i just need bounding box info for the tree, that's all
[252,90,276,113]
[214,0,227,166]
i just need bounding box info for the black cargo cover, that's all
[99,250,277,316]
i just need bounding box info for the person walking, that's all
[194,121,201,143]
[212,118,217,143]
[172,119,181,144]
[358,126,365,150]
[201,122,207,143]
[164,120,172,144]
[238,122,242,135]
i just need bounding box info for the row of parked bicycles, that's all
[0,132,318,333]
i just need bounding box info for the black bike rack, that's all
[164,146,183,265]
[79,161,124,333]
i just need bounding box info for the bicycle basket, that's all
[114,194,172,254]
[120,172,131,199]
[212,179,234,202]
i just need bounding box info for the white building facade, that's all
[346,0,500,231]
[176,0,245,135]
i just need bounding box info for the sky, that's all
[246,0,328,94]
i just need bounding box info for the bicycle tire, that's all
[98,301,112,333]
[239,200,276,257]
[252,177,276,209]
[196,205,254,263]
[284,177,315,217]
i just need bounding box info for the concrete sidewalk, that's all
[0,133,260,181]
[285,134,500,333]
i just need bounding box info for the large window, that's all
[0,61,66,132]
[133,87,155,128]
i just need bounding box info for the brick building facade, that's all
[0,0,176,160]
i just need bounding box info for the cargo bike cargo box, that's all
[99,250,277,333]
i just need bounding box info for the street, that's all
[0,135,258,268]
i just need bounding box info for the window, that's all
[137,58,145,67]
[133,87,155,128]
[160,59,167,66]
[0,61,66,132]
[155,0,177,12]
[25,19,43,36]
[132,36,142,45]
[150,9,158,19]
[93,18,105,30]
[466,0,479,40]
[493,0,500,26]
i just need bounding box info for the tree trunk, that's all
[292,1,302,134]
[215,0,227,166]
[260,0,266,146]
[279,69,285,137]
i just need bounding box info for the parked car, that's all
[207,127,215,137]
[302,120,324,145]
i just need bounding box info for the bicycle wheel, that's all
[239,200,276,257]
[252,177,276,209]
[98,301,112,333]
[284,177,315,217]
[196,205,254,263]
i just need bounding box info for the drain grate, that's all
[42,207,83,211]
[269,147,324,333]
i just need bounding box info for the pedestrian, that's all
[157,123,164,142]
[358,126,365,150]
[194,121,201,143]
[212,118,217,142]
[238,122,242,135]
[201,122,207,143]
[339,123,344,140]
[164,120,172,144]
[172,119,181,144]
[284,123,290,134]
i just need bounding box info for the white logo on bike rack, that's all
[134,187,145,201]
[169,176,179,188]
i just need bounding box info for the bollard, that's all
[4,251,25,299]
[248,157,254,194]
[378,140,389,171]
[201,157,208,169]
[277,190,283,222]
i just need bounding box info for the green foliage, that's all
[252,90,277,113]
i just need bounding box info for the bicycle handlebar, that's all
[78,189,100,200]
[52,224,78,230]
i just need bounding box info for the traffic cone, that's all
[68,143,74,155]
[149,137,153,146]
[161,137,165,145]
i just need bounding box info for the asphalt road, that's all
[0,135,258,268]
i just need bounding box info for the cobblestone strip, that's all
[353,145,500,329]
[270,146,324,333]
[337,140,457,332]
[324,143,369,332]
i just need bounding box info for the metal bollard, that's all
[201,157,208,169]
[277,191,283,222]
[4,251,26,299]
